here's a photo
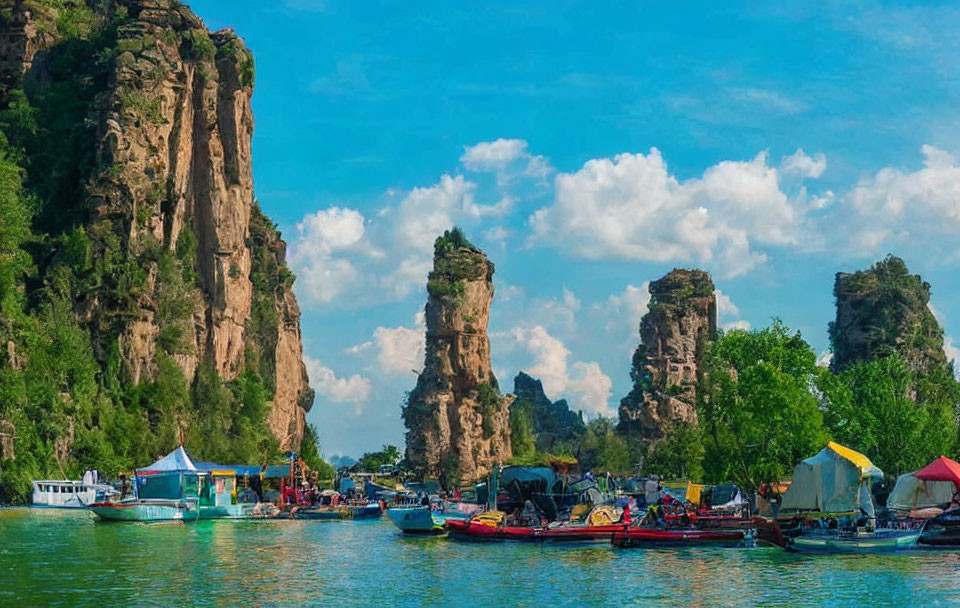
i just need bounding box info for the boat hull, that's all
[387,507,470,534]
[787,530,921,553]
[611,527,752,548]
[292,503,383,520]
[445,519,628,542]
[89,500,197,522]
[198,503,280,520]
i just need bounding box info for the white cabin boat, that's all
[32,471,118,508]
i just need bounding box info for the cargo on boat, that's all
[777,442,922,553]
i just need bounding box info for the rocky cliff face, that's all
[618,269,716,441]
[830,256,946,375]
[403,230,513,486]
[512,371,584,451]
[0,0,312,449]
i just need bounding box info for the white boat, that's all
[32,471,118,508]
[787,528,922,553]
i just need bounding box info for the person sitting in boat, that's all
[521,500,538,526]
[621,503,631,526]
[505,507,523,526]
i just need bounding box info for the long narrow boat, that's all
[88,499,199,522]
[291,503,382,520]
[786,528,921,553]
[444,518,629,542]
[611,527,754,548]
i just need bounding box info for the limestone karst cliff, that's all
[617,269,716,441]
[512,371,584,453]
[0,0,311,497]
[403,230,513,486]
[829,255,946,375]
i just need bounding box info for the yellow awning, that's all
[828,441,882,480]
[685,481,705,506]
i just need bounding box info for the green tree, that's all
[508,398,537,462]
[643,423,705,480]
[822,355,958,478]
[698,321,829,490]
[580,417,632,475]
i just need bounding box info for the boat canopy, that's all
[137,446,201,475]
[914,456,960,486]
[887,471,955,512]
[195,462,262,477]
[779,442,882,515]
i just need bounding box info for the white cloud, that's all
[781,149,827,179]
[373,314,426,376]
[344,341,373,355]
[601,283,651,335]
[843,145,960,255]
[461,138,552,183]
[510,325,613,417]
[714,289,740,318]
[715,289,750,331]
[530,148,815,278]
[304,355,372,414]
[723,319,752,332]
[725,87,808,115]
[945,338,960,379]
[817,351,834,368]
[291,175,499,308]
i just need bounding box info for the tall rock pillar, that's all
[403,230,513,486]
[617,269,716,441]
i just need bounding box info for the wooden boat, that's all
[611,527,754,548]
[198,502,280,520]
[88,499,199,522]
[387,506,468,534]
[786,528,922,553]
[919,509,960,546]
[290,503,382,520]
[444,518,628,542]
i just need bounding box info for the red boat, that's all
[445,518,628,542]
[611,527,753,548]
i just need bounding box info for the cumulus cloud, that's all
[781,149,827,179]
[291,174,508,308]
[817,351,834,368]
[843,145,960,255]
[304,355,372,414]
[530,148,816,278]
[373,314,426,376]
[510,325,613,416]
[715,289,750,331]
[461,138,551,183]
[600,283,651,335]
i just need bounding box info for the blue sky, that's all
[190,0,960,458]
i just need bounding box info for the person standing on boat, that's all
[119,474,129,500]
[621,503,631,526]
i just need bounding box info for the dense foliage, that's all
[0,2,326,502]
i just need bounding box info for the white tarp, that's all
[137,446,199,473]
[779,443,882,515]
[887,472,955,512]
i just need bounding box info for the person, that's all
[420,492,430,507]
[621,503,631,526]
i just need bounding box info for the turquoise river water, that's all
[3,508,960,607]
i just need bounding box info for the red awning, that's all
[914,456,960,486]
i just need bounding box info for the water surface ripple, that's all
[2,508,959,607]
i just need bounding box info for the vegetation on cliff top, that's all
[0,3,321,502]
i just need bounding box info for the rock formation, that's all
[0,0,312,449]
[618,269,716,441]
[830,255,946,375]
[512,372,585,452]
[403,230,513,486]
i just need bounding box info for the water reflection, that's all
[4,510,960,607]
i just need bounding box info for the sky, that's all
[189,0,960,458]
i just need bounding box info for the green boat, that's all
[787,528,921,553]
[89,498,199,522]
[90,447,204,523]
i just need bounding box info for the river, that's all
[2,508,960,607]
